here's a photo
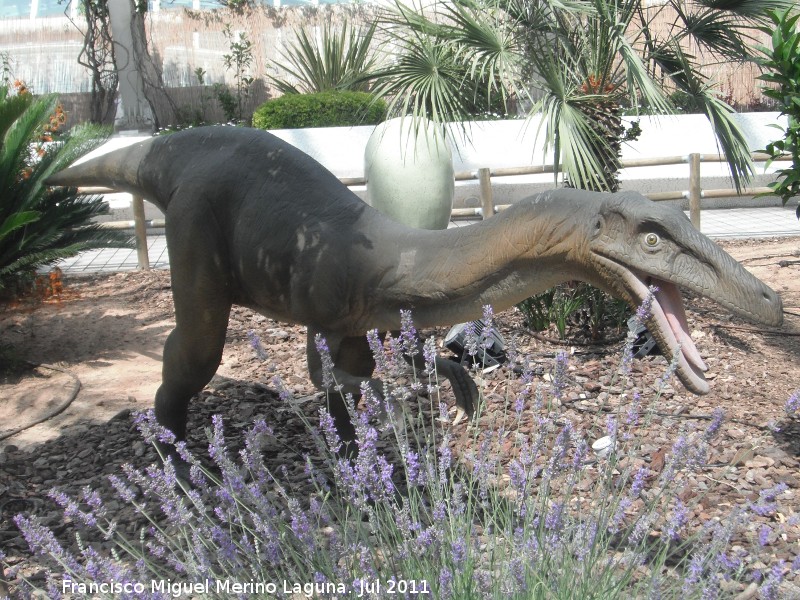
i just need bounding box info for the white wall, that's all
[87,113,792,221]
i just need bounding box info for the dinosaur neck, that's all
[366,193,597,329]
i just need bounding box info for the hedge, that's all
[252,91,387,129]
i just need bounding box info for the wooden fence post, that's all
[688,153,701,229]
[132,195,150,270]
[477,168,495,219]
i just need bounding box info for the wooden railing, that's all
[88,151,789,270]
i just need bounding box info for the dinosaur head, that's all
[583,193,783,395]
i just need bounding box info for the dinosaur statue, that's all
[47,126,783,450]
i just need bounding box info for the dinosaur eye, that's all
[643,233,660,248]
[592,216,605,238]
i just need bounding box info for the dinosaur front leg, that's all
[306,329,382,452]
[154,217,233,467]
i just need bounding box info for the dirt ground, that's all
[0,235,799,595]
[2,236,798,450]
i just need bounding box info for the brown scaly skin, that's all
[47,126,783,449]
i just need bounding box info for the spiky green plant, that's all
[0,85,130,293]
[270,20,381,95]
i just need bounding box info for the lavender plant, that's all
[5,304,798,599]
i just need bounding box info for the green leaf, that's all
[0,211,39,239]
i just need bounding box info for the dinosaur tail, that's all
[45,138,166,211]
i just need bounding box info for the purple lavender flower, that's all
[609,496,632,534]
[631,466,649,497]
[545,502,564,531]
[701,407,725,442]
[508,458,527,496]
[785,390,799,417]
[665,500,689,541]
[759,561,785,600]
[107,473,137,504]
[758,524,772,547]
[404,449,424,487]
[625,392,641,428]
[438,436,452,483]
[513,362,535,416]
[366,329,389,375]
[660,435,689,484]
[463,320,480,357]
[423,336,437,376]
[621,285,657,376]
[451,537,467,565]
[480,305,496,349]
[399,309,419,357]
[48,488,100,528]
[247,329,268,361]
[271,374,294,402]
[318,407,342,454]
[552,350,569,401]
[544,420,572,479]
[288,497,315,550]
[629,513,654,545]
[606,414,618,442]
[314,333,337,390]
[750,482,788,516]
[438,400,450,423]
[429,500,446,525]
[133,409,175,446]
[359,380,382,421]
[438,567,453,599]
[13,514,81,572]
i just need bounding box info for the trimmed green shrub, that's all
[252,90,386,129]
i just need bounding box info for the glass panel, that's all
[36,0,68,17]
[0,0,32,18]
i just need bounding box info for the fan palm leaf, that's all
[371,0,786,191]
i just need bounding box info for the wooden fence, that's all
[89,151,790,270]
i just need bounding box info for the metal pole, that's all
[132,195,150,270]
[478,167,495,219]
[688,153,701,229]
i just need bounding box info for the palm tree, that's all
[374,0,796,192]
[0,84,130,293]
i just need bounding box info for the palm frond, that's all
[663,41,753,190]
[692,0,797,20]
[680,9,750,59]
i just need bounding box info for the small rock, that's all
[727,428,746,440]
[744,456,775,469]
[132,441,147,457]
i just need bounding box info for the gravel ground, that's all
[1,237,799,597]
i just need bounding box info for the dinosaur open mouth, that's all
[592,254,710,394]
[627,270,710,394]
